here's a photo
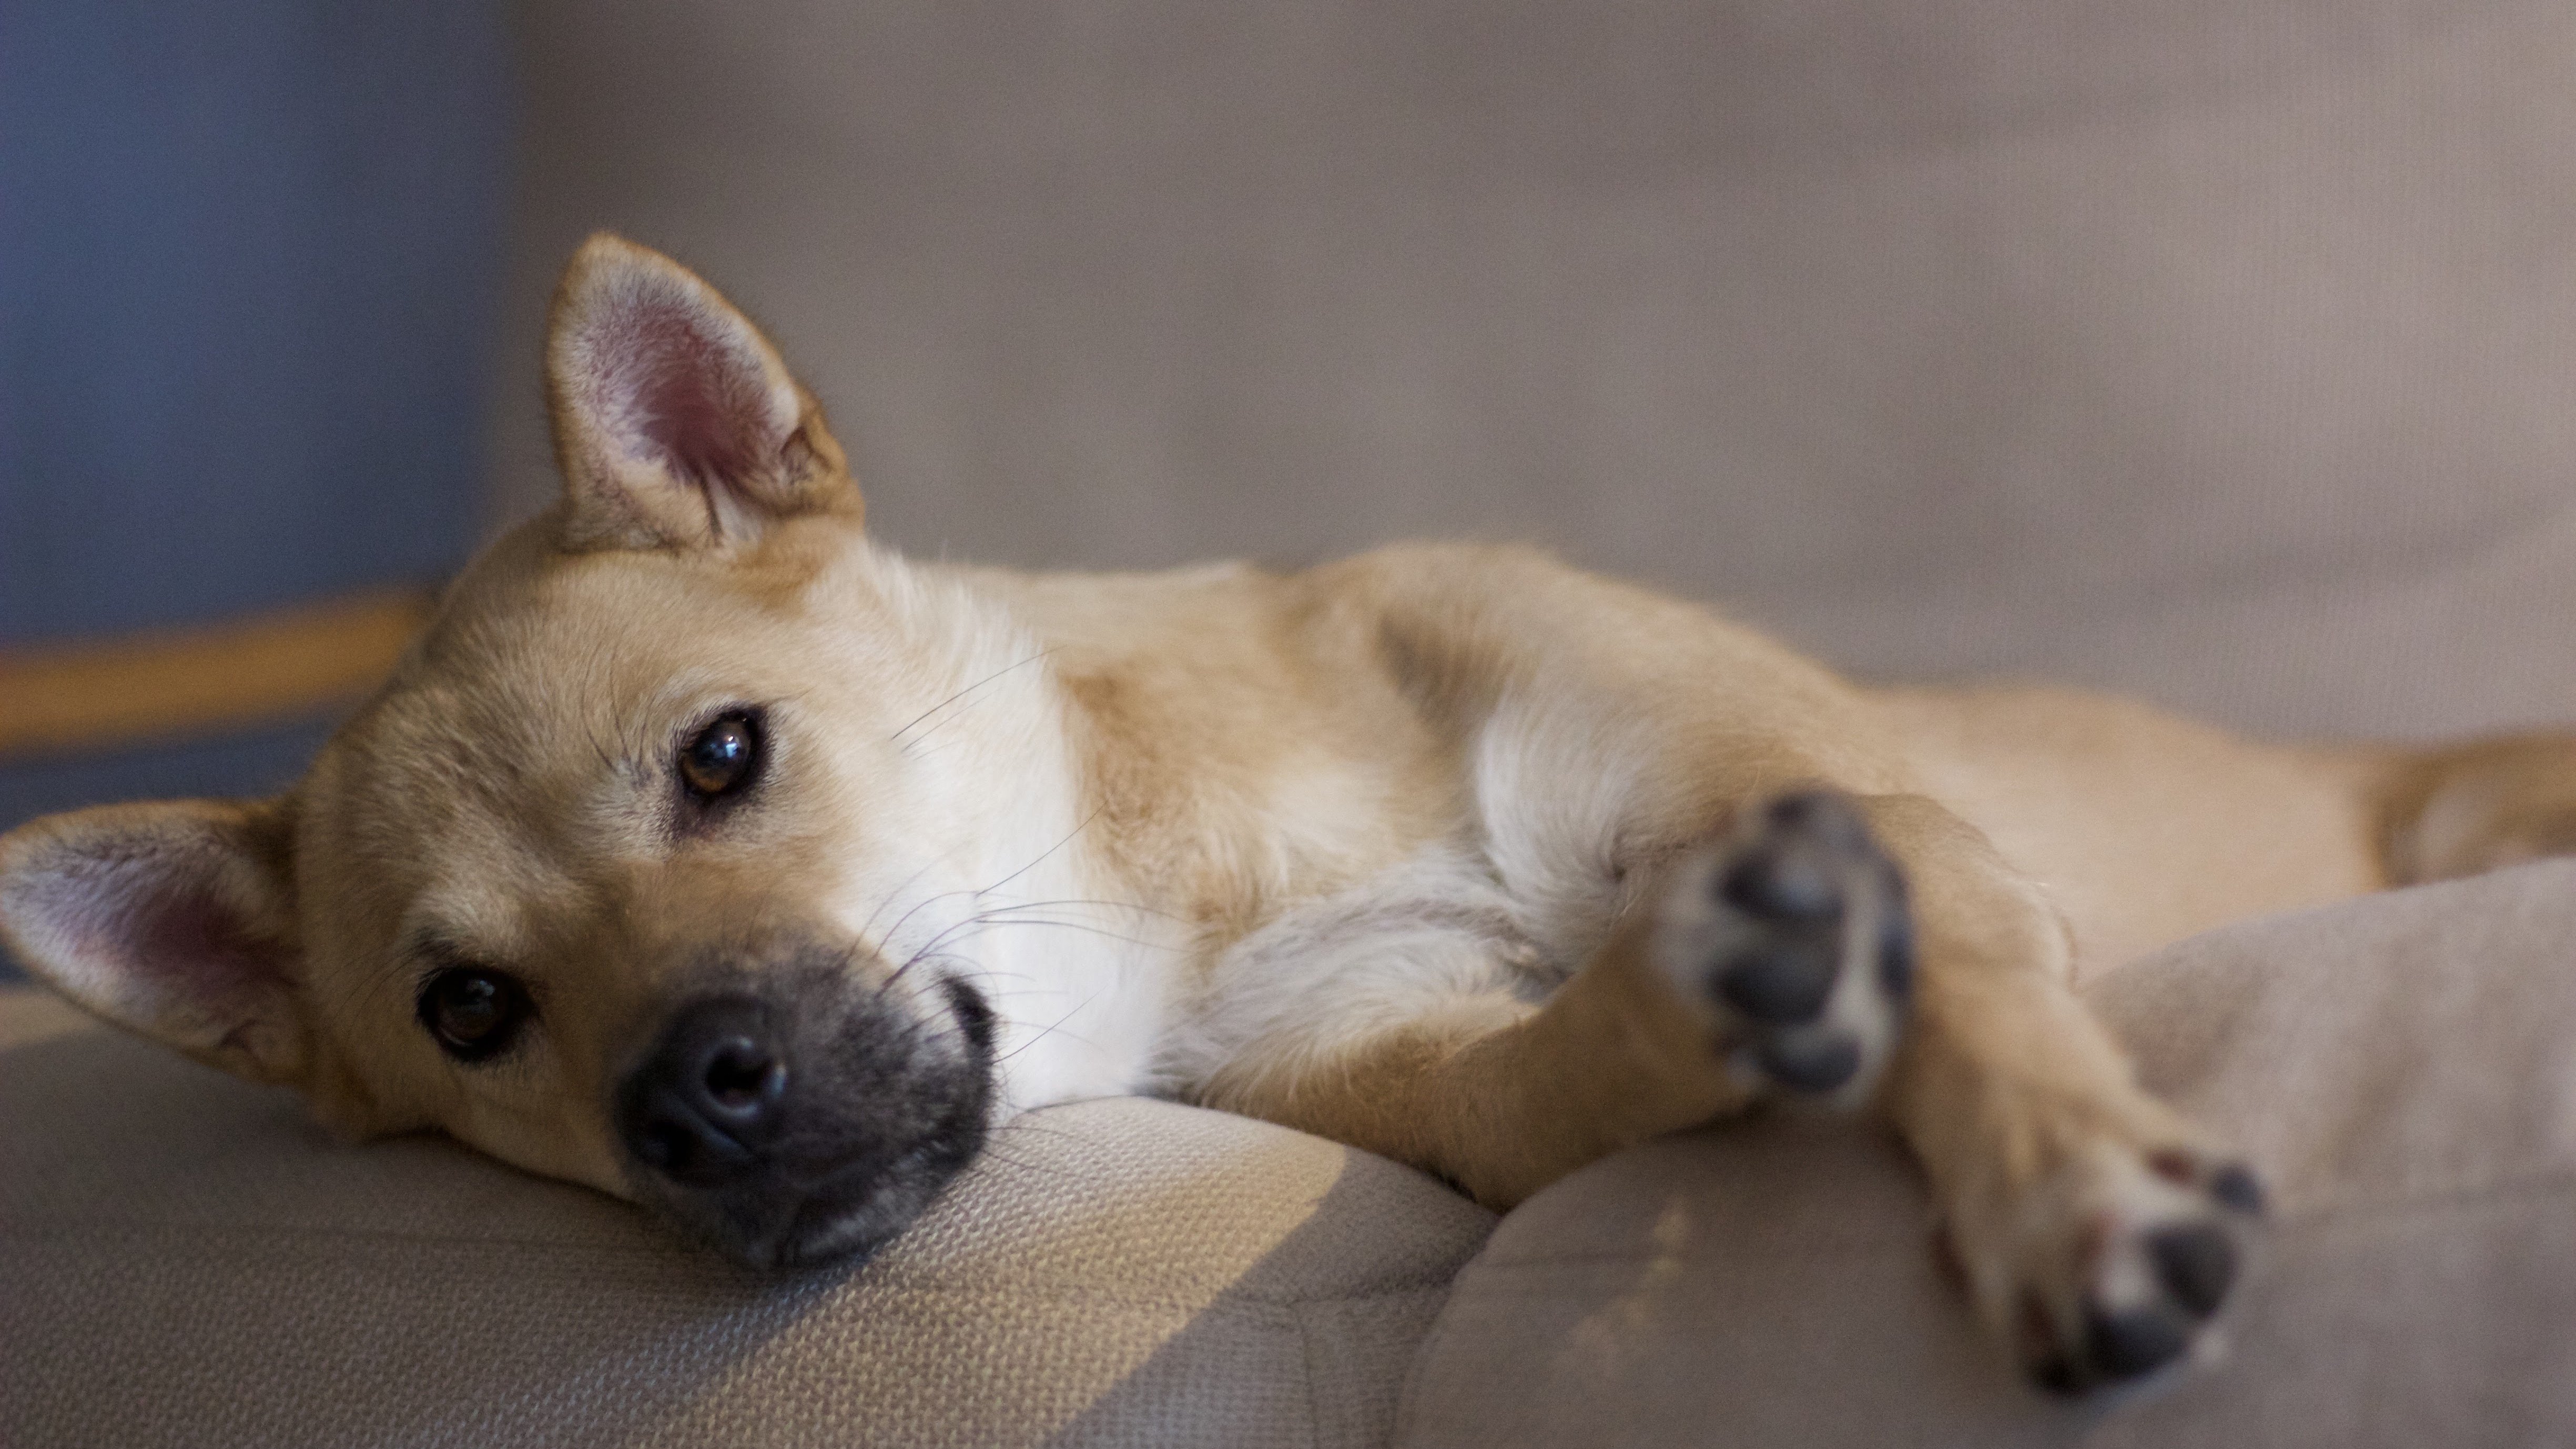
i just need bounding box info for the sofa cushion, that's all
[1396,860,2576,1447]
[0,991,1494,1449]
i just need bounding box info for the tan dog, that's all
[2,235,2562,1395]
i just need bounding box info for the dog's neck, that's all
[830,543,1457,1115]
[830,545,1184,1114]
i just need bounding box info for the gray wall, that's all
[493,1,2576,739]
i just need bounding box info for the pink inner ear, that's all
[47,851,285,1007]
[589,290,778,491]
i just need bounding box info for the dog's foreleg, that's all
[1174,847,1767,1210]
[1849,792,2265,1391]
[1181,792,1935,1208]
[1193,935,1754,1209]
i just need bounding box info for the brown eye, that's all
[681,711,762,798]
[417,967,532,1062]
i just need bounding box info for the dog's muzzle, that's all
[612,961,996,1269]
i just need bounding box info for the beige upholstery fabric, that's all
[1397,859,2576,1447]
[0,992,1494,1449]
[19,874,2574,1449]
[496,0,2576,741]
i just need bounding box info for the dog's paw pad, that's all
[1754,1027,1865,1092]
[2204,1160,2268,1217]
[2004,1145,2265,1395]
[1656,790,1913,1102]
[2144,1221,2238,1316]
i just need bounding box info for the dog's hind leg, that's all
[2375,734,2576,883]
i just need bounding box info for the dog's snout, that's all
[605,960,997,1268]
[617,997,789,1187]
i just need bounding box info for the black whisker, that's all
[974,808,1104,901]
[871,885,990,962]
[890,648,1058,746]
[997,996,1100,1063]
[855,850,966,956]
[931,913,1176,956]
[968,894,1192,926]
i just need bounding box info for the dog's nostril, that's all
[616,997,793,1186]
[628,1089,757,1185]
[703,1036,787,1116]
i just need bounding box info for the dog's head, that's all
[0,237,1052,1267]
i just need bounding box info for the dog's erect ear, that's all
[545,233,857,552]
[0,799,313,1085]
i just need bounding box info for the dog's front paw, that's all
[1654,790,1913,1103]
[1966,1137,2265,1395]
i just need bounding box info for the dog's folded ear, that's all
[0,798,313,1085]
[545,233,858,552]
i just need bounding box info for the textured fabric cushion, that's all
[1398,860,2576,1447]
[497,0,2576,742]
[0,993,1494,1449]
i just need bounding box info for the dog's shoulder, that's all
[930,547,1574,923]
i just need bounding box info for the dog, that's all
[5,234,2567,1395]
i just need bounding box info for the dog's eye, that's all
[417,967,533,1062]
[680,711,762,799]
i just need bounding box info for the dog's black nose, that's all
[616,996,790,1187]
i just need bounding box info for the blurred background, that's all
[7,2,2576,910]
